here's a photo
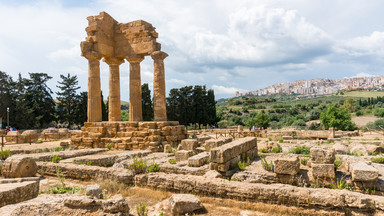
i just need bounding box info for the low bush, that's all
[289,146,310,155]
[238,157,251,170]
[0,147,11,160]
[271,146,282,153]
[129,156,147,174]
[51,155,61,163]
[260,155,273,171]
[168,158,177,164]
[371,157,384,163]
[148,158,160,172]
[300,158,308,165]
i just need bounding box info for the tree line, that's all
[0,71,218,129]
[166,85,217,128]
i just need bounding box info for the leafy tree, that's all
[247,110,269,128]
[343,97,356,112]
[320,104,356,131]
[0,71,13,128]
[73,91,88,126]
[56,73,80,127]
[24,73,56,128]
[141,83,153,121]
[366,118,384,130]
[101,91,108,121]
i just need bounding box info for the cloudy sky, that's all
[0,0,383,100]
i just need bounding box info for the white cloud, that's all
[338,31,384,57]
[212,85,247,95]
[167,78,187,86]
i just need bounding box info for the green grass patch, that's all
[371,157,384,163]
[289,146,310,155]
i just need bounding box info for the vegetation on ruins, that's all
[0,146,11,160]
[300,157,308,166]
[260,155,273,171]
[371,157,384,163]
[238,157,251,170]
[168,158,177,164]
[136,202,149,216]
[47,166,83,194]
[148,158,160,172]
[166,85,217,128]
[129,156,148,174]
[106,144,112,150]
[289,146,311,155]
[51,155,62,163]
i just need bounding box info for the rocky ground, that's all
[1,130,384,215]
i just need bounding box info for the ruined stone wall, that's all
[71,121,187,151]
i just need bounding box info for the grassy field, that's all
[339,91,384,98]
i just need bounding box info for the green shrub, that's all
[289,146,310,155]
[259,148,269,153]
[37,139,43,143]
[129,156,147,174]
[238,157,251,170]
[271,146,282,153]
[86,161,93,166]
[168,159,177,164]
[371,157,384,163]
[51,155,61,163]
[136,202,148,216]
[300,158,308,165]
[278,139,283,143]
[148,158,160,172]
[260,155,273,171]
[106,144,112,150]
[0,147,11,160]
[355,110,364,116]
[334,157,342,170]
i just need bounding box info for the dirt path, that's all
[352,116,379,127]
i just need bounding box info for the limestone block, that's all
[210,137,257,163]
[169,194,204,215]
[204,140,224,152]
[204,170,222,178]
[164,144,172,153]
[310,147,335,164]
[332,143,348,154]
[242,147,258,160]
[148,129,161,135]
[210,155,241,172]
[351,162,378,183]
[86,184,101,198]
[175,150,195,161]
[367,145,384,155]
[350,145,369,156]
[2,156,37,178]
[311,164,335,179]
[148,135,161,142]
[188,152,210,167]
[21,130,40,143]
[181,139,199,150]
[149,141,160,146]
[60,141,69,147]
[274,155,300,175]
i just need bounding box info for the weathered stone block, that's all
[175,150,195,161]
[164,144,172,153]
[210,137,257,163]
[2,156,37,178]
[274,155,300,175]
[204,140,224,152]
[311,164,335,179]
[86,184,101,198]
[188,152,210,167]
[351,162,378,183]
[210,155,240,172]
[169,194,203,215]
[181,139,199,150]
[310,147,335,164]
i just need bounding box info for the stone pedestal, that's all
[151,51,168,121]
[86,53,102,122]
[105,58,124,121]
[127,57,144,121]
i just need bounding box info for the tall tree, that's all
[101,91,108,121]
[206,89,217,126]
[73,91,88,126]
[141,83,153,121]
[11,74,34,129]
[320,104,357,131]
[56,73,80,127]
[24,73,56,128]
[0,71,13,128]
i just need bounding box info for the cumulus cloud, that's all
[167,78,187,86]
[190,6,332,68]
[338,31,384,57]
[212,85,247,95]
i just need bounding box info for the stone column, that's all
[104,58,124,121]
[151,51,168,121]
[86,53,102,122]
[126,56,144,121]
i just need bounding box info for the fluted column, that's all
[86,53,102,122]
[151,51,168,121]
[104,58,124,121]
[126,56,144,121]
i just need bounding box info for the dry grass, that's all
[199,196,345,216]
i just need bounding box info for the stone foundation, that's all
[71,121,187,151]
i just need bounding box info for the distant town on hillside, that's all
[235,75,384,98]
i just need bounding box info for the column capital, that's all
[104,57,124,66]
[126,55,144,63]
[84,51,102,61]
[151,51,168,60]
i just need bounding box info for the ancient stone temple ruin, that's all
[71,12,186,150]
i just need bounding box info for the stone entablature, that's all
[71,121,187,151]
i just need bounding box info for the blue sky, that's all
[0,0,383,100]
